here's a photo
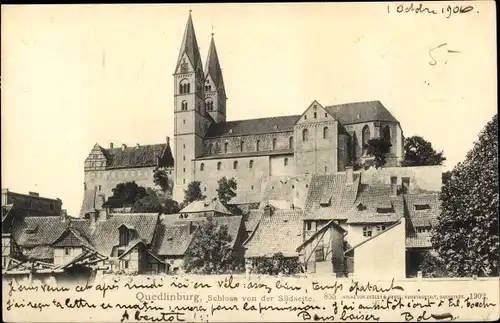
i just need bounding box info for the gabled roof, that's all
[91,213,159,256]
[296,220,346,252]
[304,173,360,220]
[11,216,68,247]
[104,143,173,169]
[205,115,299,138]
[205,35,225,94]
[244,210,302,258]
[345,218,403,255]
[325,100,399,125]
[52,227,93,249]
[180,198,231,215]
[175,12,203,73]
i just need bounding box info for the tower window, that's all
[183,119,185,124]
[217,162,221,170]
[240,141,244,152]
[272,138,277,150]
[289,136,294,149]
[233,161,238,169]
[179,81,190,94]
[256,140,261,152]
[323,127,329,139]
[249,160,254,168]
[302,128,309,141]
[200,163,204,171]
[181,101,188,111]
[183,156,185,161]
[183,168,185,173]
[224,142,228,153]
[284,158,288,166]
[304,115,307,120]
[206,100,214,111]
[314,112,317,119]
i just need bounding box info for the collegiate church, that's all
[80,12,404,214]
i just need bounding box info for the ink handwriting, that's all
[387,3,475,19]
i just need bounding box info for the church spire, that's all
[204,33,225,95]
[175,11,203,74]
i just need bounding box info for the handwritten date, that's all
[387,3,475,19]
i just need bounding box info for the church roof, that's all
[175,12,203,73]
[104,143,173,169]
[180,197,232,215]
[205,115,299,138]
[325,100,399,124]
[205,35,225,93]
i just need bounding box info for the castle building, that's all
[171,12,404,202]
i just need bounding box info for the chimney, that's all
[166,136,170,145]
[109,142,114,149]
[345,166,354,184]
[98,208,108,222]
[121,144,127,151]
[136,143,140,149]
[60,209,68,222]
[28,192,39,197]
[390,176,398,196]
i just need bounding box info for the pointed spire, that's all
[176,11,203,73]
[204,33,225,93]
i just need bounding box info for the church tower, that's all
[204,33,227,123]
[173,12,211,201]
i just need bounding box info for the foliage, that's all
[417,252,448,278]
[401,136,446,167]
[132,188,180,214]
[252,253,302,275]
[442,170,452,185]
[363,138,392,169]
[217,177,237,206]
[104,182,147,208]
[153,167,170,193]
[183,181,206,204]
[432,114,499,277]
[183,219,242,274]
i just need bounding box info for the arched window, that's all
[323,126,329,139]
[200,163,204,171]
[217,162,221,170]
[179,80,190,94]
[362,125,371,146]
[240,141,244,152]
[249,160,254,168]
[382,125,391,141]
[206,100,214,111]
[181,101,188,111]
[224,142,228,153]
[233,161,238,169]
[256,140,261,152]
[302,128,309,141]
[272,138,277,150]
[197,102,201,112]
[284,158,288,166]
[289,136,294,149]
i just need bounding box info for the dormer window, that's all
[356,203,367,211]
[119,226,130,246]
[25,224,38,234]
[320,195,332,207]
[376,207,393,214]
[414,204,431,211]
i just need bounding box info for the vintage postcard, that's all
[1,2,498,322]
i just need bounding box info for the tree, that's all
[401,136,446,167]
[132,188,180,214]
[432,114,498,277]
[184,181,205,204]
[183,219,242,274]
[217,177,237,206]
[104,182,147,208]
[153,167,170,194]
[253,253,302,275]
[363,138,392,169]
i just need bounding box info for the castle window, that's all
[179,80,190,94]
[224,142,228,153]
[284,158,288,166]
[314,112,317,119]
[256,140,261,152]
[325,113,328,117]
[272,138,277,150]
[240,141,244,152]
[183,168,185,173]
[289,136,294,149]
[233,161,238,169]
[206,100,214,111]
[183,156,186,161]
[200,163,204,171]
[217,162,221,170]
[249,160,254,168]
[181,101,188,111]
[251,185,254,190]
[183,144,186,149]
[362,226,372,237]
[362,125,371,147]
[323,127,329,139]
[302,128,309,141]
[183,119,185,124]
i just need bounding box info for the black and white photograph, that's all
[1,2,498,322]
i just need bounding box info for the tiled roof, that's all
[104,143,173,169]
[325,100,399,124]
[197,148,293,160]
[11,216,68,247]
[21,246,54,260]
[91,213,159,256]
[2,204,13,223]
[180,198,231,215]
[52,228,93,249]
[175,12,203,73]
[244,210,262,233]
[304,173,360,220]
[405,193,440,228]
[205,36,225,93]
[244,210,303,258]
[205,115,299,138]
[406,232,433,248]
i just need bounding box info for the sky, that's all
[1,2,497,217]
